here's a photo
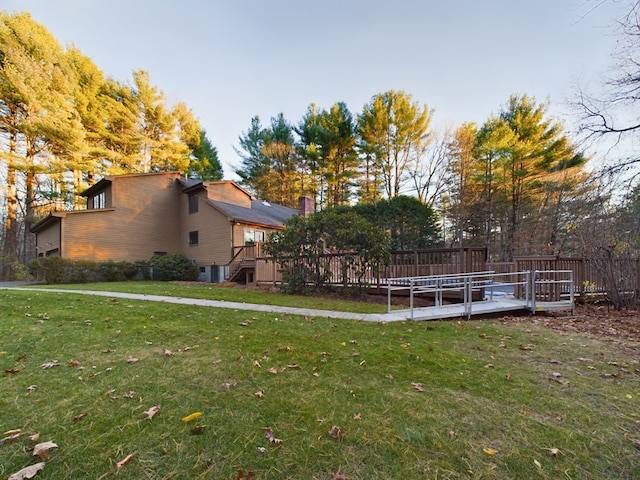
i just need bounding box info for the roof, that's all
[207,198,296,228]
[31,212,64,233]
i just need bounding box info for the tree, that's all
[0,12,84,271]
[408,125,452,208]
[263,209,390,293]
[442,122,480,247]
[172,102,223,181]
[576,0,640,178]
[296,102,359,209]
[235,116,270,197]
[497,95,585,258]
[357,90,433,199]
[235,114,301,206]
[350,196,442,250]
[132,70,190,173]
[443,96,586,260]
[188,129,223,180]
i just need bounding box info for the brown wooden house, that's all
[31,172,297,283]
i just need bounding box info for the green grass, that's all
[24,281,392,313]
[1,286,639,479]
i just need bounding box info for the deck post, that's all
[569,270,575,315]
[410,278,414,321]
[530,270,537,314]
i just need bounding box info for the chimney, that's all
[297,196,314,216]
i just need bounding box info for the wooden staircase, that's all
[227,244,261,284]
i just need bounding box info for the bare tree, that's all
[408,125,452,208]
[576,0,640,179]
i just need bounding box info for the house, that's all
[31,172,301,283]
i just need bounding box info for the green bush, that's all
[150,253,199,281]
[28,257,147,284]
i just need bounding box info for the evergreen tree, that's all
[0,12,84,268]
[297,102,359,209]
[357,90,433,200]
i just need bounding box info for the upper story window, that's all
[189,230,199,245]
[188,194,198,214]
[244,228,265,245]
[93,192,105,209]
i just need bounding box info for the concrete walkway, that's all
[1,285,411,322]
[3,284,564,321]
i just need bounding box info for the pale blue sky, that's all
[2,0,630,177]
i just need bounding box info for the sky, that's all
[2,0,632,179]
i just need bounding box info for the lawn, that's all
[21,281,393,313]
[0,285,639,479]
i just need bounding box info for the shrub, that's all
[150,254,199,281]
[29,257,148,284]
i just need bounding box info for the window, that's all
[93,192,105,209]
[188,231,199,245]
[244,228,265,245]
[188,194,198,214]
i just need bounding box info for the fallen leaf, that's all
[235,469,255,479]
[353,413,362,420]
[3,429,21,436]
[29,433,40,443]
[27,385,37,394]
[0,432,22,446]
[144,405,161,420]
[254,390,265,398]
[447,429,456,437]
[33,441,58,461]
[332,472,349,480]
[483,447,498,456]
[40,360,60,369]
[190,425,207,435]
[411,382,425,392]
[68,359,82,367]
[252,360,261,368]
[8,462,46,480]
[542,447,561,456]
[263,427,283,445]
[4,368,20,375]
[126,356,139,363]
[72,413,86,423]
[181,412,202,422]
[267,367,278,374]
[534,459,542,469]
[163,349,173,356]
[116,453,133,470]
[328,425,344,439]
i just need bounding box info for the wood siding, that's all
[205,181,252,207]
[35,217,62,256]
[179,192,233,265]
[62,173,182,261]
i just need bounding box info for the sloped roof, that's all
[207,198,296,228]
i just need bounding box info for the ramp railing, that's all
[385,270,574,320]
